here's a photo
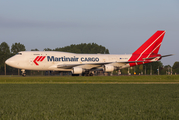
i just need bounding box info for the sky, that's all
[0,0,179,66]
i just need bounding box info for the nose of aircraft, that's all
[5,57,21,68]
[5,58,14,66]
[5,59,10,65]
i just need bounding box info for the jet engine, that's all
[71,67,83,74]
[103,65,114,72]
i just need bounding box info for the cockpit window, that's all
[17,53,22,55]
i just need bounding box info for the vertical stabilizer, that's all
[129,30,166,66]
[133,31,165,55]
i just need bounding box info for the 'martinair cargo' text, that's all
[47,56,99,62]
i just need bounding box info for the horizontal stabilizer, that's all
[160,54,174,58]
[142,54,173,60]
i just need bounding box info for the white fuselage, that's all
[5,51,132,71]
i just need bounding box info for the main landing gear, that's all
[82,71,94,76]
[21,69,26,77]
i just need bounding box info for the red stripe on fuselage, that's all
[33,56,40,65]
[37,56,43,61]
[40,56,46,61]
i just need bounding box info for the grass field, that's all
[0,75,179,119]
[0,75,179,84]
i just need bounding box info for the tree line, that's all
[0,41,178,75]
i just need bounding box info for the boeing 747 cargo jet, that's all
[5,30,172,76]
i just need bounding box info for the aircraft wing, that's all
[57,62,112,69]
[55,54,174,70]
[56,60,151,70]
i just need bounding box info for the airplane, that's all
[5,30,173,76]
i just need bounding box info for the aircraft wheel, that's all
[21,69,26,77]
[22,73,26,77]
[85,73,89,76]
[89,73,93,76]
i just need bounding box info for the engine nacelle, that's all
[103,65,114,72]
[71,67,83,74]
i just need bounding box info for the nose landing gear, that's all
[21,69,26,77]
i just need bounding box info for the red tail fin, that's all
[133,31,165,55]
[129,30,166,66]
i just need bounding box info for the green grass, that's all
[0,84,179,119]
[0,75,179,83]
[0,76,179,119]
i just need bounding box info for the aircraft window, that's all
[17,53,22,55]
